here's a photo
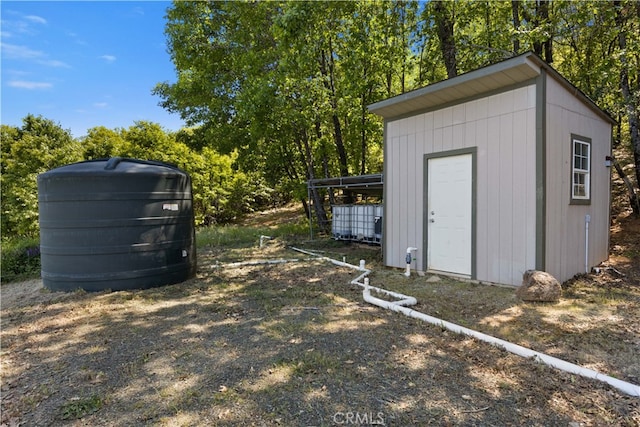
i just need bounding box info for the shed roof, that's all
[368,51,615,125]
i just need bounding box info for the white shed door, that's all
[427,154,472,275]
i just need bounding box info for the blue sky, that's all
[1,1,184,138]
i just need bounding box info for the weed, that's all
[497,381,513,390]
[20,384,52,410]
[59,395,103,420]
[261,319,308,339]
[197,225,274,249]
[197,219,308,250]
[293,351,340,375]
[212,386,242,404]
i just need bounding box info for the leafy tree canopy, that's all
[1,115,81,237]
[155,0,639,216]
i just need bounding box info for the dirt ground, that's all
[1,210,639,426]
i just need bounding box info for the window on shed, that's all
[571,137,591,204]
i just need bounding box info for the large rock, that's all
[516,270,562,302]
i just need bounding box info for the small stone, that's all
[426,275,441,283]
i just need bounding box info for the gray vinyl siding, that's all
[385,84,537,285]
[376,52,614,287]
[544,77,612,283]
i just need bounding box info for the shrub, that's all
[1,237,41,283]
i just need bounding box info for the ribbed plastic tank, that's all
[331,205,352,239]
[352,205,375,241]
[37,157,197,292]
[374,204,383,242]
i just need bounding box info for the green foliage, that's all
[81,121,274,226]
[155,0,400,200]
[3,2,638,236]
[81,126,127,159]
[1,115,82,237]
[1,115,277,242]
[190,147,268,225]
[196,219,308,250]
[197,225,272,249]
[155,0,639,213]
[0,237,41,283]
[59,395,103,420]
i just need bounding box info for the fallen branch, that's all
[460,406,491,413]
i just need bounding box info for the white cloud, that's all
[1,11,45,36]
[100,55,116,63]
[25,15,47,25]
[1,42,70,68]
[38,59,71,68]
[1,42,43,59]
[4,69,31,77]
[93,102,108,108]
[8,80,52,90]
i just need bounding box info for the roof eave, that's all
[368,51,616,126]
[368,52,540,118]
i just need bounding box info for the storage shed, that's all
[368,52,613,286]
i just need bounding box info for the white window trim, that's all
[571,136,591,204]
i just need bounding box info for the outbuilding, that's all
[368,51,614,286]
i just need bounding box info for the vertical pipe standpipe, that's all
[585,214,591,273]
[404,247,418,277]
[259,235,273,248]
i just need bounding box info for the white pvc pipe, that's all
[289,246,367,271]
[259,235,273,248]
[404,247,418,277]
[585,215,590,273]
[363,278,417,307]
[211,258,306,268]
[363,291,640,397]
[288,246,640,398]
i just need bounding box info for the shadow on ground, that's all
[1,246,639,426]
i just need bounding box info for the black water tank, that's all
[37,157,196,292]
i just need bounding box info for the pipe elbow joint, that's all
[405,247,418,263]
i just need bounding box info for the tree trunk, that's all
[434,1,457,78]
[361,92,367,175]
[542,0,553,64]
[611,156,640,215]
[532,0,553,63]
[281,143,313,219]
[616,1,640,204]
[399,2,407,93]
[300,197,310,221]
[322,143,337,207]
[485,2,491,51]
[294,129,329,230]
[320,43,350,178]
[331,113,349,177]
[511,1,520,54]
